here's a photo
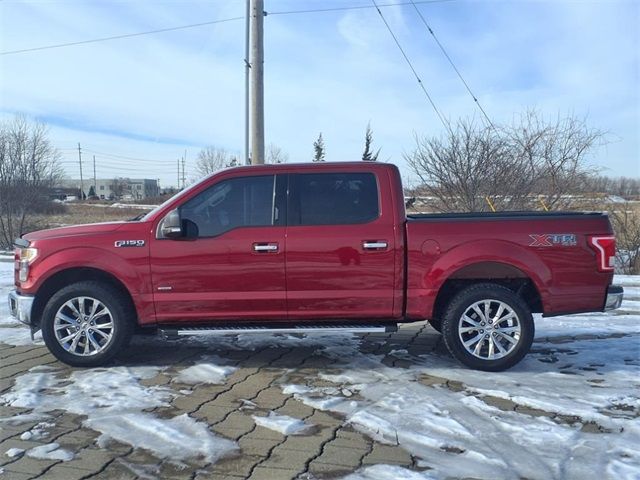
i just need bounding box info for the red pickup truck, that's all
[8,162,623,371]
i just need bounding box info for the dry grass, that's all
[30,204,152,230]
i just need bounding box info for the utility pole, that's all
[177,159,180,189]
[249,0,265,165]
[181,157,186,189]
[244,0,251,165]
[77,143,84,200]
[92,155,97,196]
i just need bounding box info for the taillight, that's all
[588,235,616,272]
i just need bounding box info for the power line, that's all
[82,148,178,164]
[370,0,450,131]
[267,0,457,16]
[1,1,458,56]
[0,16,244,55]
[409,0,495,129]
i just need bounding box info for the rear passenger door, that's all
[285,171,396,319]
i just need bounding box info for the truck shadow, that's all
[115,325,454,372]
[113,327,636,378]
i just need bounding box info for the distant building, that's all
[58,178,160,201]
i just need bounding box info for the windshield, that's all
[139,180,203,222]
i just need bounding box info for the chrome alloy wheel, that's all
[458,299,521,360]
[53,297,114,356]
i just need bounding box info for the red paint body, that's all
[17,163,615,327]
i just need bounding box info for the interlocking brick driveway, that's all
[0,323,443,479]
[0,318,637,480]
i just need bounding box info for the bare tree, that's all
[110,177,130,200]
[406,119,522,211]
[0,116,63,248]
[507,111,601,209]
[195,146,237,178]
[405,112,603,212]
[609,205,640,274]
[266,143,289,164]
[312,133,325,162]
[362,123,380,162]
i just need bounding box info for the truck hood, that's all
[24,222,127,242]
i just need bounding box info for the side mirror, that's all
[159,209,182,239]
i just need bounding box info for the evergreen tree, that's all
[312,133,325,162]
[362,123,380,161]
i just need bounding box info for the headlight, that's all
[18,247,38,263]
[16,247,38,282]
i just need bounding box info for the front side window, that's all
[180,175,275,237]
[290,172,379,226]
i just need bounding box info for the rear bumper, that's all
[604,285,624,311]
[8,290,34,325]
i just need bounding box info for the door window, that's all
[290,173,379,226]
[180,175,275,237]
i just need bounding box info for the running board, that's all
[160,323,397,338]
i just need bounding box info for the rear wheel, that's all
[441,283,534,371]
[41,282,134,367]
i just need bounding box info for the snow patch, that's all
[252,412,312,435]
[344,464,438,480]
[26,443,74,461]
[5,448,24,458]
[20,422,54,441]
[0,366,237,464]
[89,413,237,463]
[281,298,640,480]
[0,327,43,346]
[173,362,236,385]
[0,412,51,426]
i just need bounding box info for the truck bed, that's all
[404,210,614,319]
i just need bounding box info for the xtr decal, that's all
[529,234,577,247]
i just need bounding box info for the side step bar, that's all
[160,323,397,338]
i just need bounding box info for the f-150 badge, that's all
[529,234,577,247]
[114,240,145,248]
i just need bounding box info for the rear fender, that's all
[409,239,551,319]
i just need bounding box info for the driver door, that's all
[149,173,287,323]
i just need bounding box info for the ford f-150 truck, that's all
[8,162,624,371]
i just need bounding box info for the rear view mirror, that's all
[159,209,182,239]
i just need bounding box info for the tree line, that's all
[1,112,638,273]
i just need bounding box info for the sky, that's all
[0,0,638,188]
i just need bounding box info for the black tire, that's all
[41,281,135,367]
[428,318,443,333]
[441,283,534,372]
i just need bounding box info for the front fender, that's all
[24,247,149,297]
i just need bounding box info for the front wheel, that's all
[41,282,134,367]
[428,318,443,333]
[441,283,534,371]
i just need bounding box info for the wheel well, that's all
[432,262,543,320]
[31,267,137,329]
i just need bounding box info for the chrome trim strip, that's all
[169,325,393,336]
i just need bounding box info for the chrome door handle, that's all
[362,241,388,250]
[253,243,278,252]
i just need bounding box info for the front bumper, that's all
[604,285,624,311]
[8,290,34,325]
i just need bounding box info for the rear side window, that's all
[290,172,379,226]
[181,175,274,237]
